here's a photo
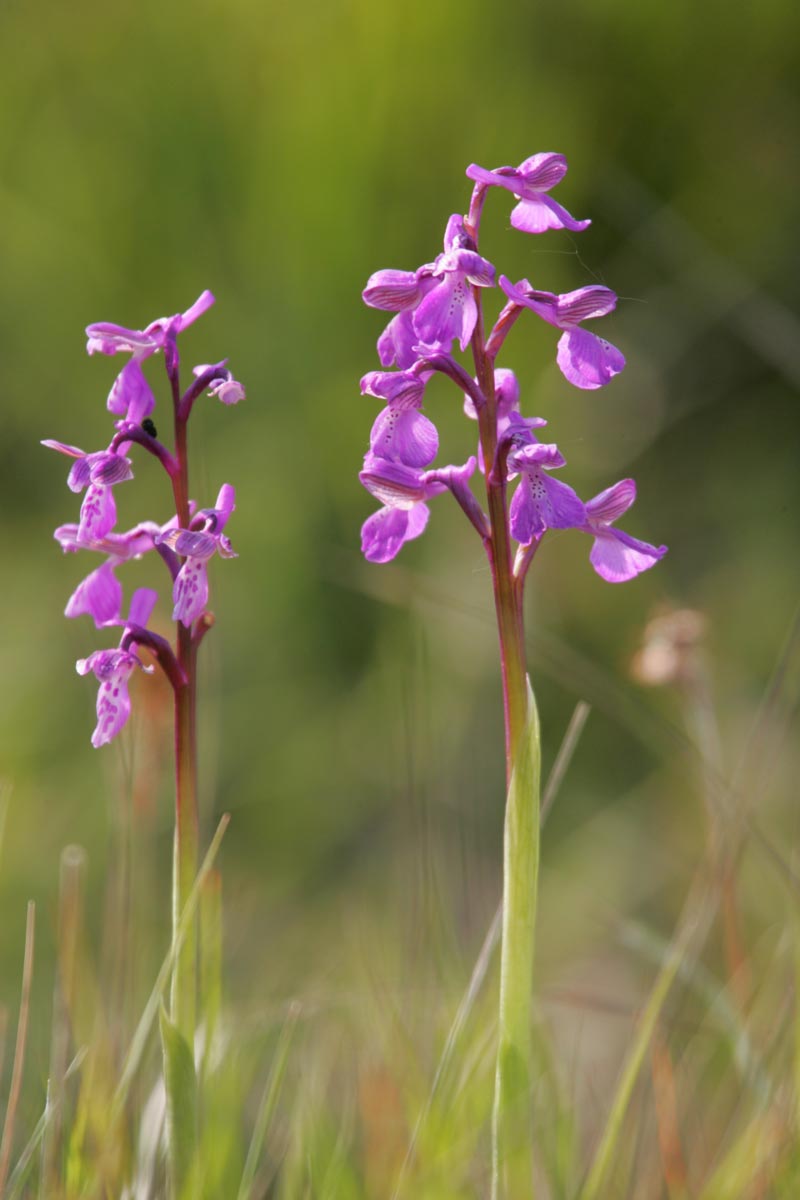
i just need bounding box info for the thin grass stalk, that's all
[0,902,36,1197]
[39,846,87,1196]
[581,874,713,1200]
[236,1005,299,1200]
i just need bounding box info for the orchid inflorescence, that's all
[358,153,667,583]
[44,291,244,748]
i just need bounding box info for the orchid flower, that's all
[76,587,158,748]
[466,153,591,234]
[156,484,237,626]
[582,479,668,582]
[42,440,134,541]
[500,277,625,390]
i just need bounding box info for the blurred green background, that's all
[1,0,798,1148]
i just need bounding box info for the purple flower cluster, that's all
[358,153,666,581]
[45,293,244,746]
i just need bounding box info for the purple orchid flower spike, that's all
[413,216,495,351]
[466,154,591,234]
[156,484,238,626]
[361,369,438,467]
[192,362,246,405]
[360,454,478,562]
[506,442,586,545]
[42,440,134,542]
[582,479,668,582]
[76,587,158,748]
[86,290,216,358]
[500,277,625,390]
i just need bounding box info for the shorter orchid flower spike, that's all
[506,442,586,545]
[413,215,495,351]
[76,588,158,748]
[582,479,667,582]
[85,291,215,358]
[361,369,437,467]
[42,440,134,542]
[193,362,246,405]
[156,484,237,626]
[500,278,625,390]
[466,154,591,234]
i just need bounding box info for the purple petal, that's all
[67,457,92,492]
[377,311,420,370]
[360,457,428,507]
[361,369,426,407]
[434,249,495,288]
[508,442,567,472]
[498,278,561,328]
[369,407,438,468]
[362,270,421,311]
[79,485,117,542]
[159,529,218,559]
[177,290,215,330]
[65,562,123,627]
[557,329,625,389]
[89,453,134,486]
[361,505,429,563]
[128,587,158,627]
[414,276,477,351]
[215,483,236,524]
[517,153,569,192]
[107,360,156,420]
[586,479,637,524]
[589,529,668,583]
[465,163,522,196]
[512,194,590,234]
[85,323,161,357]
[173,558,209,626]
[557,286,618,324]
[42,439,86,459]
[510,471,585,544]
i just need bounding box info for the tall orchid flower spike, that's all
[156,484,237,626]
[466,153,591,234]
[413,215,495,350]
[86,290,215,358]
[359,454,478,562]
[76,587,158,747]
[42,440,134,542]
[500,277,625,390]
[582,479,668,582]
[506,442,586,545]
[361,369,438,467]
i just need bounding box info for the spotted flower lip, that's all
[156,484,237,626]
[76,587,158,748]
[466,154,591,234]
[85,290,215,357]
[361,369,438,466]
[500,277,625,390]
[506,442,586,544]
[582,479,668,582]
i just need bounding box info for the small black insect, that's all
[142,418,158,438]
